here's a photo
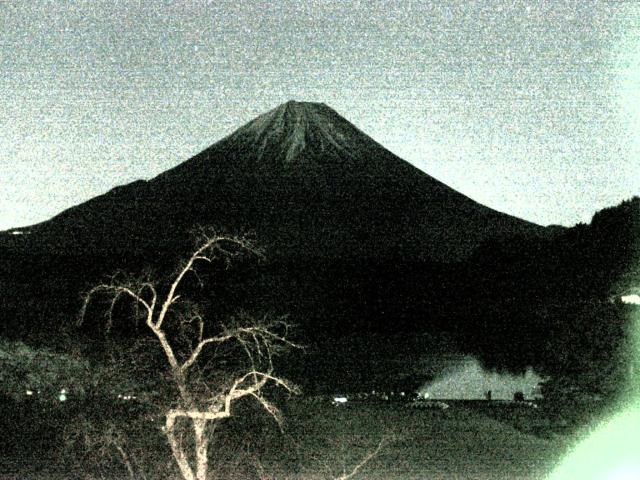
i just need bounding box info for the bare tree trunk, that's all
[166,415,196,480]
[194,418,209,480]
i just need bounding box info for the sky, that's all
[1,0,639,231]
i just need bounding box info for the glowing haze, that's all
[1,0,639,231]
[419,356,542,400]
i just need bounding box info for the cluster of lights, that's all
[117,394,137,401]
[24,388,64,400]
[23,388,140,402]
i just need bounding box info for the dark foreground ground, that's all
[0,396,591,479]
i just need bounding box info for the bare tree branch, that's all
[335,435,392,480]
[180,334,234,372]
[79,283,154,332]
[156,233,261,329]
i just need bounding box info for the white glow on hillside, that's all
[621,295,640,305]
[419,356,542,400]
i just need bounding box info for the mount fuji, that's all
[2,101,547,263]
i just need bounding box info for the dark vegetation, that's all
[1,392,574,479]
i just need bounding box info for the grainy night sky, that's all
[1,0,639,230]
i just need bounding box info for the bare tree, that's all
[80,233,299,480]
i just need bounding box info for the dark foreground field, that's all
[0,397,579,479]
[270,399,573,480]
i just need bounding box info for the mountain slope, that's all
[2,101,547,262]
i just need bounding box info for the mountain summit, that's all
[156,100,422,180]
[229,101,350,164]
[3,101,547,261]
[223,100,382,168]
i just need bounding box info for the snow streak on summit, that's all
[227,101,368,165]
[158,100,408,180]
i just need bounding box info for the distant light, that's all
[333,396,347,404]
[621,295,640,305]
[26,390,33,396]
[58,393,67,402]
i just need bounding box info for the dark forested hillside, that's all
[457,196,639,398]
